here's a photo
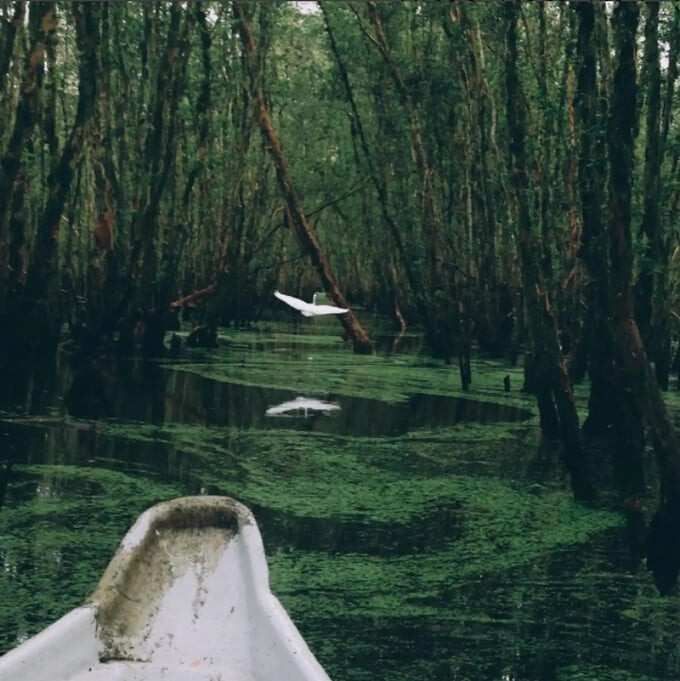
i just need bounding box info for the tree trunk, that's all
[606,0,680,593]
[23,4,99,338]
[572,1,620,435]
[235,1,373,354]
[0,4,55,304]
[365,2,444,293]
[505,0,591,500]
[635,1,668,388]
[171,0,212,284]
[0,2,25,115]
[449,7,503,356]
[652,5,680,392]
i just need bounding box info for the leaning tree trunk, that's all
[505,0,591,501]
[364,2,469,370]
[234,1,373,354]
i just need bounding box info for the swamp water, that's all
[0,321,679,680]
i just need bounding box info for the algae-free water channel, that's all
[0,321,679,681]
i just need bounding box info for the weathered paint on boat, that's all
[0,496,332,681]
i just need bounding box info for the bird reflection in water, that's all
[265,396,340,418]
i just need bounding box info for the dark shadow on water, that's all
[0,343,530,437]
[250,501,463,557]
[0,417,202,488]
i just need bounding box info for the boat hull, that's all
[0,496,331,681]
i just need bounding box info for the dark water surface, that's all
[0,322,679,680]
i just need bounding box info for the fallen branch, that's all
[169,284,216,309]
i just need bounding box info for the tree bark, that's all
[605,0,680,593]
[505,0,591,500]
[0,4,55,301]
[573,2,621,435]
[24,4,99,312]
[235,1,373,353]
[635,1,668,387]
[0,2,25,114]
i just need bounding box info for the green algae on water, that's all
[163,331,533,409]
[266,490,622,619]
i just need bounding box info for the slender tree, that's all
[573,1,619,435]
[0,2,25,117]
[635,1,667,387]
[0,4,55,304]
[234,0,373,353]
[505,0,591,499]
[23,4,99,341]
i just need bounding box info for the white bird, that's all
[266,396,341,417]
[274,290,349,317]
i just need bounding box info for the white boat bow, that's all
[0,496,332,681]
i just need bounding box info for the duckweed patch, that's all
[266,490,622,619]
[96,421,548,522]
[164,331,532,409]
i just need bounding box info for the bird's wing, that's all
[310,304,349,315]
[274,290,308,312]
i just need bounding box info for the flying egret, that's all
[274,290,349,317]
[266,396,341,417]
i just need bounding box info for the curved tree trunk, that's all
[235,1,373,354]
